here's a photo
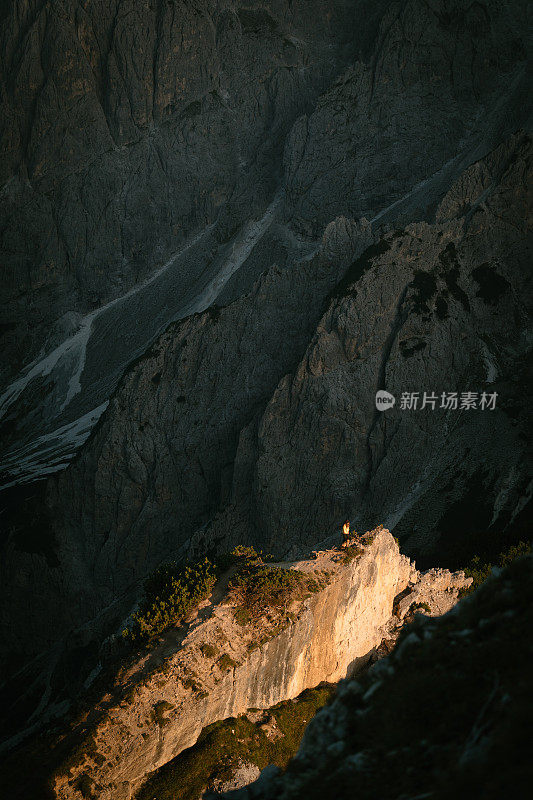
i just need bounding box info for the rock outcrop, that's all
[214,763,261,796]
[47,529,469,800]
[216,555,533,800]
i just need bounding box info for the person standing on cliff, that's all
[342,519,351,546]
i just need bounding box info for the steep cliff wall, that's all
[248,132,533,560]
[0,0,373,490]
[49,529,469,800]
[1,131,530,723]
[4,0,527,384]
[0,0,369,383]
[283,0,531,233]
[217,555,533,800]
[0,217,373,665]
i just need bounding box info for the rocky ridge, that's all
[216,554,533,800]
[47,528,470,800]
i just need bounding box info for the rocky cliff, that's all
[249,132,533,559]
[1,0,530,486]
[4,0,526,387]
[216,554,533,800]
[0,0,389,490]
[45,528,469,800]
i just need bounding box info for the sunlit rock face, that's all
[216,555,533,800]
[49,530,470,800]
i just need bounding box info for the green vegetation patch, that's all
[151,700,174,728]
[460,541,531,597]
[199,643,219,659]
[217,654,240,672]
[340,544,364,564]
[122,558,217,645]
[137,684,334,800]
[410,601,431,614]
[228,552,327,625]
[121,545,331,647]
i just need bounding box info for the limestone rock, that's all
[211,762,261,796]
[47,529,467,800]
[395,566,472,619]
[214,555,533,800]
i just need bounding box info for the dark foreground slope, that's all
[216,556,533,800]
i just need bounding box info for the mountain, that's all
[0,0,381,484]
[0,0,531,775]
